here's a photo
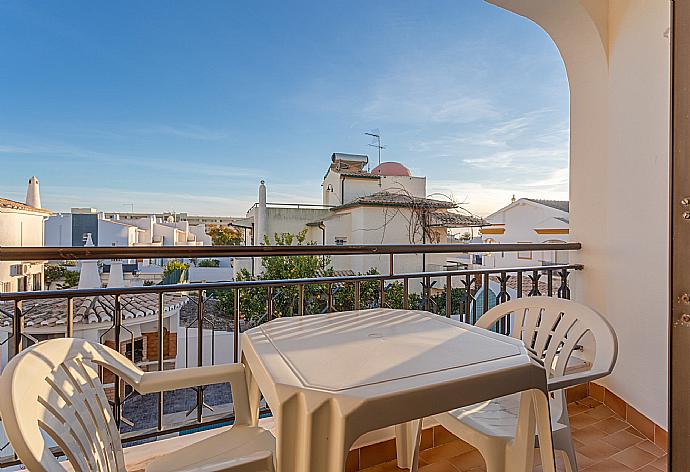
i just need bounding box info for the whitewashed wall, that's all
[490,0,671,428]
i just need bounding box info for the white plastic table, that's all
[240,308,556,472]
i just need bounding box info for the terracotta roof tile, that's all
[0,197,52,215]
[333,191,456,210]
[0,292,187,329]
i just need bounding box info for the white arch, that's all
[484,0,670,429]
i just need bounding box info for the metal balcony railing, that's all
[0,242,581,468]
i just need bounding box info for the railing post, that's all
[517,271,523,298]
[380,279,385,308]
[233,288,240,362]
[403,278,410,309]
[557,268,571,299]
[157,292,164,431]
[196,289,204,423]
[424,276,431,311]
[389,254,394,276]
[267,287,274,321]
[482,273,490,315]
[327,283,333,313]
[354,281,361,310]
[65,297,74,338]
[298,285,305,315]
[463,275,471,323]
[113,295,122,427]
[12,300,23,358]
[445,275,452,318]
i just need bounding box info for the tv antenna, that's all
[365,132,385,166]
[123,203,134,213]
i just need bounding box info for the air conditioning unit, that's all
[10,264,30,277]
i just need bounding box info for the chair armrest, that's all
[547,368,611,392]
[136,364,246,394]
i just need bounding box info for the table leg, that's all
[532,390,557,472]
[395,420,422,471]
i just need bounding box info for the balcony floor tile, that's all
[359,397,668,472]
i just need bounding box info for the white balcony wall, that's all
[489,0,670,428]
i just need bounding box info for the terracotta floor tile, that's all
[571,424,609,444]
[601,429,644,450]
[582,457,635,471]
[446,450,486,471]
[611,445,658,470]
[568,413,601,430]
[567,402,589,416]
[650,455,668,471]
[637,466,663,472]
[359,438,397,469]
[434,426,460,446]
[420,441,476,465]
[592,416,629,435]
[573,451,597,469]
[636,440,667,458]
[576,440,621,462]
[359,459,404,471]
[575,397,602,408]
[418,462,461,472]
[626,426,646,438]
[583,404,615,421]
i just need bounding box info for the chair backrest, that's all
[0,338,146,472]
[476,297,618,387]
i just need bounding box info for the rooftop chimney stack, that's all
[26,176,41,209]
[78,234,102,289]
[256,180,268,246]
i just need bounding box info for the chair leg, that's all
[532,390,557,472]
[559,439,578,472]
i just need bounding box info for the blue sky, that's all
[0,1,569,217]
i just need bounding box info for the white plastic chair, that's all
[432,297,618,472]
[0,338,275,472]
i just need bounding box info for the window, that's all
[335,237,347,246]
[517,242,533,260]
[473,255,483,265]
[0,282,11,293]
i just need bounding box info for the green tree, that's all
[213,230,330,326]
[45,265,80,288]
[207,225,243,246]
[45,265,67,284]
[197,259,220,268]
[63,270,80,288]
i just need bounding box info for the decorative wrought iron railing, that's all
[0,243,581,468]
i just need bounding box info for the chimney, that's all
[255,180,268,246]
[78,234,102,289]
[25,176,41,208]
[107,260,125,288]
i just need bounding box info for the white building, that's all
[0,177,51,293]
[242,154,485,277]
[45,208,213,282]
[45,208,212,249]
[474,197,570,269]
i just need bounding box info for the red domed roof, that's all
[371,162,412,177]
